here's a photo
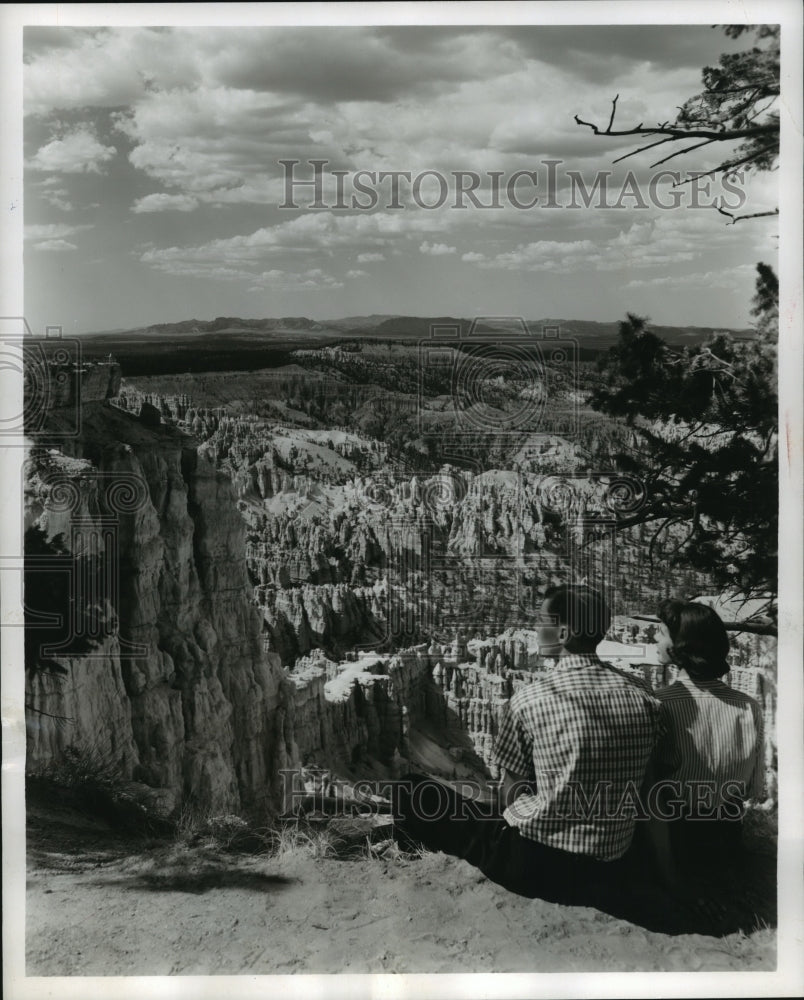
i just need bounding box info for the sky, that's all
[20,21,780,335]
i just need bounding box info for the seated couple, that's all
[393,584,765,908]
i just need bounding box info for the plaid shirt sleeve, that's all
[494,696,534,777]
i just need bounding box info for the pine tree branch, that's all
[670,145,778,186]
[722,621,777,636]
[649,137,719,168]
[612,135,678,164]
[574,99,777,142]
[714,204,780,225]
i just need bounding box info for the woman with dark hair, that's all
[649,599,765,872]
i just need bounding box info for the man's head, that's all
[537,584,611,655]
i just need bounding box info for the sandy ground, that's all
[24,797,777,977]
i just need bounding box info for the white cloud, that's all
[249,268,343,291]
[138,210,464,281]
[625,264,756,290]
[138,206,743,287]
[112,85,308,204]
[420,241,456,256]
[132,193,200,213]
[474,238,601,272]
[31,239,78,252]
[25,30,718,213]
[35,181,74,211]
[24,223,92,241]
[21,26,774,328]
[24,28,199,115]
[28,128,117,174]
[465,213,751,275]
[138,257,258,282]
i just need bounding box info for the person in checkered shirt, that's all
[393,584,663,904]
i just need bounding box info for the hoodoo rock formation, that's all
[25,402,297,817]
[24,369,777,824]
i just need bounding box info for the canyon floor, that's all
[25,796,776,977]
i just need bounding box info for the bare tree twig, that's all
[723,621,777,636]
[612,135,677,164]
[670,145,777,186]
[649,137,718,168]
[714,204,780,225]
[574,104,776,143]
[607,93,619,132]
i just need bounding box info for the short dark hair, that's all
[657,599,730,679]
[543,584,611,647]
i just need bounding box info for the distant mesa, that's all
[78,314,753,350]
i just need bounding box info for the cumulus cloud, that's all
[138,210,468,280]
[474,238,601,272]
[24,26,755,224]
[21,25,774,326]
[24,27,199,114]
[112,85,310,205]
[24,222,92,241]
[249,268,343,291]
[135,204,746,289]
[420,241,456,256]
[200,27,517,103]
[625,264,756,290]
[34,179,74,211]
[28,127,117,174]
[25,27,720,211]
[132,193,200,213]
[465,213,745,275]
[31,239,79,252]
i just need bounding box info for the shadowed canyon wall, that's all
[25,402,296,817]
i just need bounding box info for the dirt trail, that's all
[25,802,776,976]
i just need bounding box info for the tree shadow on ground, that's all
[108,869,299,895]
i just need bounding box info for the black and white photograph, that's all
[2,2,802,997]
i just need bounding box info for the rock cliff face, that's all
[287,647,428,769]
[77,382,774,807]
[25,403,297,817]
[256,581,389,664]
[282,632,778,805]
[25,353,121,417]
[116,398,715,670]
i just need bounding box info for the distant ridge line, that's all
[78,314,754,346]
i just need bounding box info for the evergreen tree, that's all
[575,25,780,222]
[589,264,777,629]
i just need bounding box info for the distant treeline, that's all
[80,339,330,376]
